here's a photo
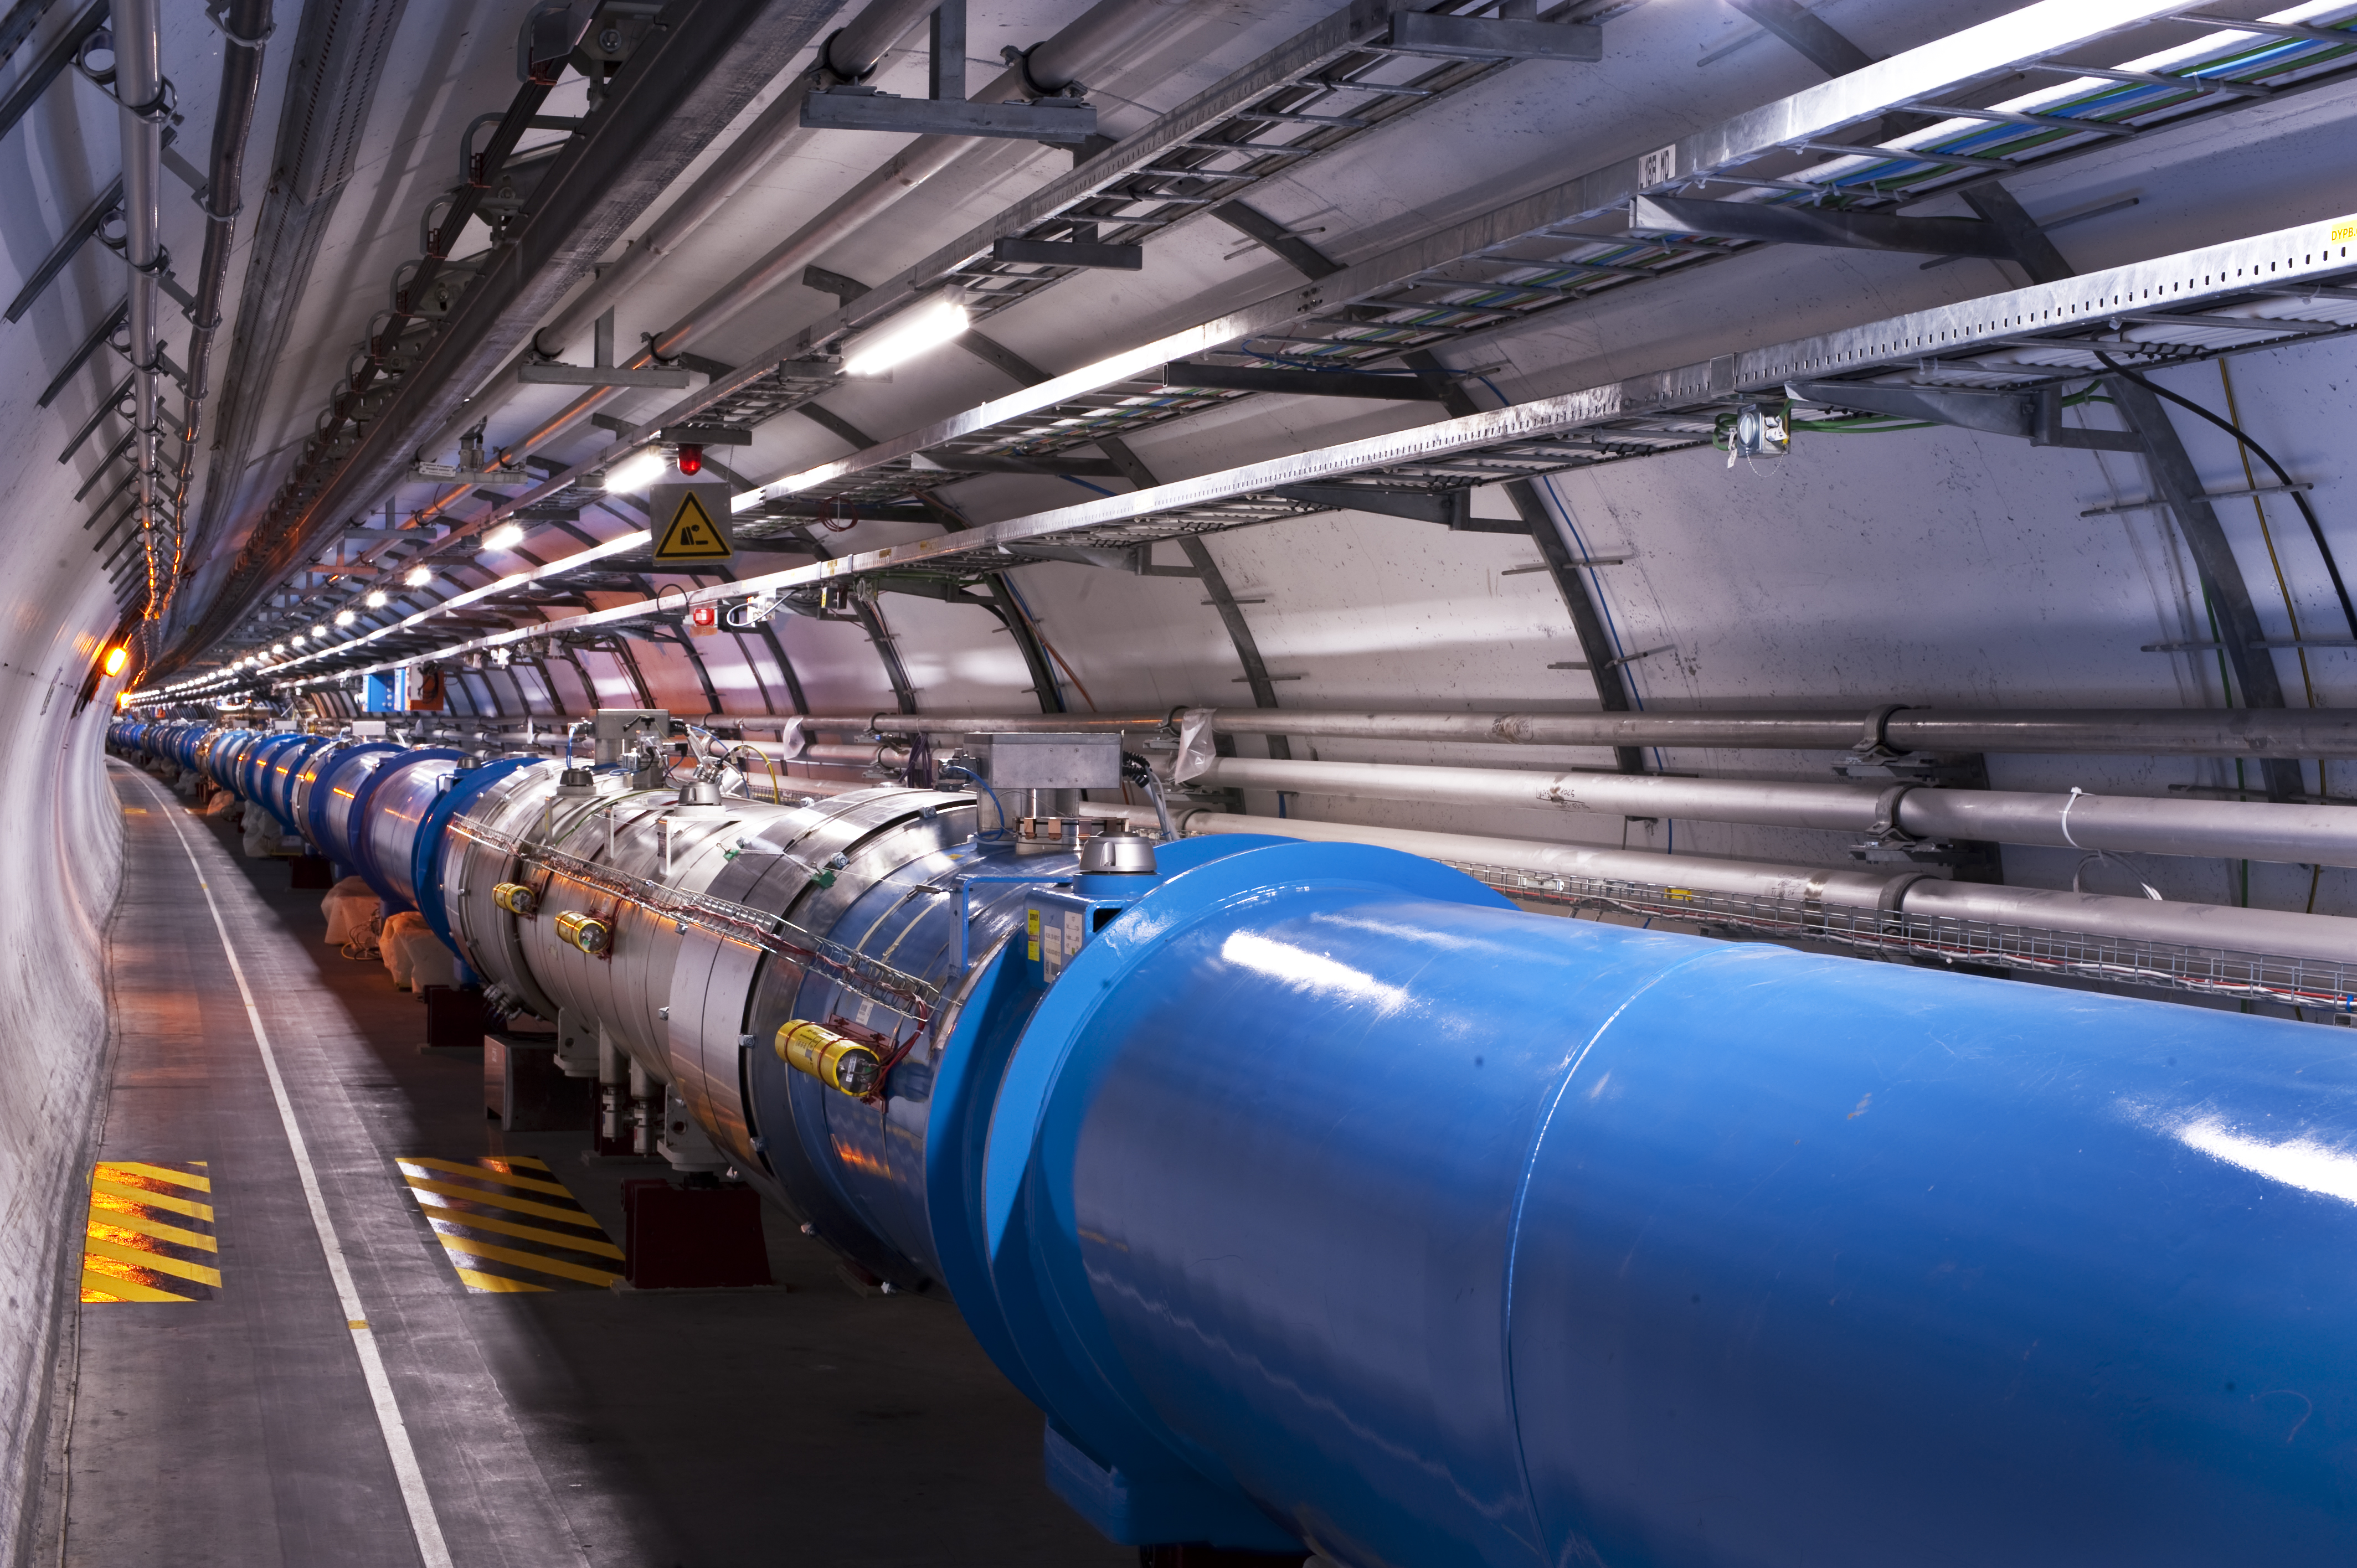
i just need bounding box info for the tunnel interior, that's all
[11,1,2357,1564]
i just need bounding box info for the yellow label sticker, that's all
[2334,221,2356,246]
[1027,940,1041,962]
[652,491,732,562]
[1027,910,1041,935]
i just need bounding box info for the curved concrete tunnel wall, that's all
[0,580,128,1557]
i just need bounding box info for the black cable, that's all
[2094,352,2357,639]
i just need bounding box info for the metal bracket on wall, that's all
[1785,379,2144,451]
[1385,9,1603,63]
[802,1,1098,145]
[1628,194,2019,259]
[991,232,1141,270]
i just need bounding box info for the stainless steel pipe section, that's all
[1115,805,1926,909]
[1896,880,2355,963]
[1211,707,2357,760]
[524,0,935,361]
[1190,756,2357,869]
[1099,806,2357,966]
[416,0,943,460]
[516,0,1190,456]
[804,707,2357,759]
[115,0,165,569]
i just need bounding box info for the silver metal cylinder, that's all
[629,1060,654,1156]
[1161,808,1923,909]
[523,0,936,361]
[1108,805,2357,966]
[1191,756,2357,869]
[1896,880,2357,965]
[1021,0,1195,90]
[115,0,164,566]
[598,1024,624,1143]
[811,707,2357,760]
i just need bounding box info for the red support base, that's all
[621,1179,772,1289]
[421,985,487,1051]
[484,1032,594,1131]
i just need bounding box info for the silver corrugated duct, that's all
[114,0,165,604]
[1187,755,2357,869]
[805,706,2357,760]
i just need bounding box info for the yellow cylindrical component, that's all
[492,881,539,917]
[774,1020,883,1098]
[555,910,611,956]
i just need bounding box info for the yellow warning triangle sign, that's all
[653,491,733,561]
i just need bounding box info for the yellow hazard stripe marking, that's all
[425,1211,622,1259]
[436,1236,619,1288]
[87,1206,218,1252]
[91,1177,213,1220]
[80,1268,195,1303]
[398,1157,577,1198]
[403,1175,601,1227]
[502,1156,551,1169]
[97,1161,212,1192]
[80,1235,223,1287]
[452,1267,552,1294]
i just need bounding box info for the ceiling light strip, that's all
[280,209,2357,690]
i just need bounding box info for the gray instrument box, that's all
[960,732,1122,788]
[592,708,670,766]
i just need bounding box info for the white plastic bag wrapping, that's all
[240,805,282,859]
[321,876,378,948]
[409,930,461,992]
[379,911,462,992]
[204,791,240,821]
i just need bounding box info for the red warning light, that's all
[677,443,703,477]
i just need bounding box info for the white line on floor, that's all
[127,768,455,1568]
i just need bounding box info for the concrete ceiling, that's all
[18,0,2357,916]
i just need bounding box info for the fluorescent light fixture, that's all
[291,635,307,646]
[312,623,327,637]
[366,590,388,607]
[841,291,969,378]
[485,522,526,550]
[405,565,434,587]
[334,610,357,627]
[604,450,669,493]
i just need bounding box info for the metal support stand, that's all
[630,1060,657,1154]
[594,1027,631,1154]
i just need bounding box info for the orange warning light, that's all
[101,645,128,677]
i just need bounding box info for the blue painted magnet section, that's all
[302,742,401,862]
[974,853,2357,1565]
[347,747,464,907]
[410,756,547,950]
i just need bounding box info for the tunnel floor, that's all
[50,760,1130,1567]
